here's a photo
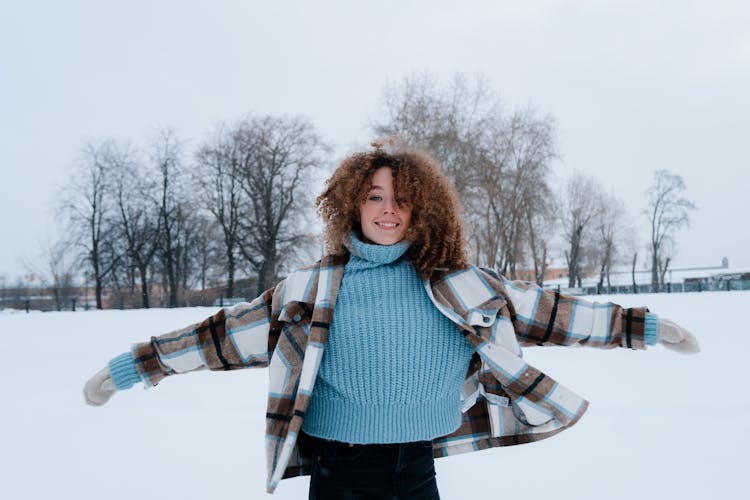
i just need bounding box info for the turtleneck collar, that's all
[344,231,410,267]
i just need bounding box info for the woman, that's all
[84,142,699,499]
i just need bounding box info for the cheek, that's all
[402,210,413,230]
[358,204,376,229]
[358,203,370,222]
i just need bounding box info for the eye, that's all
[396,197,410,205]
[368,195,383,202]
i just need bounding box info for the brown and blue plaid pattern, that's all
[131,257,649,494]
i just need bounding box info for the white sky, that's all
[2,0,748,281]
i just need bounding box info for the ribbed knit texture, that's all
[302,233,476,444]
[645,312,659,346]
[108,352,141,390]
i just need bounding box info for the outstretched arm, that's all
[502,279,698,353]
[84,286,280,406]
[503,279,654,349]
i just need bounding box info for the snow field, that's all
[1,291,746,499]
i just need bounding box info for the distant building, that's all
[513,267,570,283]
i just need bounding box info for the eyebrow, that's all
[368,185,385,190]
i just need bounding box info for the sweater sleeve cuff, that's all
[644,313,659,346]
[108,352,142,390]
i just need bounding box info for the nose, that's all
[382,196,397,214]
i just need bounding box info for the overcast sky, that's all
[2,0,748,282]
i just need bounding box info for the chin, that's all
[363,231,406,246]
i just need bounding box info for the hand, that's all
[658,318,701,354]
[83,367,116,406]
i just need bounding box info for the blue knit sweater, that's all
[301,233,476,444]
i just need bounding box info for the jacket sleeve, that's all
[130,285,281,387]
[501,279,657,349]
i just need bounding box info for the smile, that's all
[375,222,400,229]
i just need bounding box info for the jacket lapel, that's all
[268,254,347,488]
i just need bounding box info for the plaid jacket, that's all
[131,254,650,494]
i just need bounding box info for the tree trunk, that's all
[226,246,235,298]
[165,249,177,308]
[537,246,548,286]
[567,224,582,288]
[650,249,659,293]
[95,278,103,309]
[257,245,277,295]
[660,256,671,290]
[598,245,612,292]
[139,265,150,309]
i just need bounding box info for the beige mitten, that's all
[83,367,117,406]
[658,318,701,354]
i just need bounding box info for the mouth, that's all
[374,221,400,229]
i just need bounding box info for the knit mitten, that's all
[658,318,700,354]
[83,367,116,406]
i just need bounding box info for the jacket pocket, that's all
[484,397,554,438]
[461,383,509,414]
[511,397,554,426]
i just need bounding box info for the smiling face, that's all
[359,167,412,246]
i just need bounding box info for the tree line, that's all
[374,73,695,292]
[52,118,327,310]
[33,72,694,310]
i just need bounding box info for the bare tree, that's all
[481,109,556,277]
[59,140,121,309]
[194,124,244,298]
[589,190,633,291]
[26,238,79,311]
[151,129,189,308]
[559,171,604,287]
[176,208,211,295]
[233,115,329,294]
[373,72,496,200]
[656,237,676,290]
[111,145,161,308]
[188,215,222,292]
[372,72,557,277]
[644,169,696,292]
[524,191,554,286]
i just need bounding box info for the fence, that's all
[552,279,750,296]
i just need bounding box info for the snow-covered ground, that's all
[1,291,746,499]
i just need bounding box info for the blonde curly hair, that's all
[315,141,468,280]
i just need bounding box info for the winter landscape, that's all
[2,290,745,499]
[3,2,748,499]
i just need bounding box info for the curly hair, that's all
[315,141,469,280]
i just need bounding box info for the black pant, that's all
[303,433,441,500]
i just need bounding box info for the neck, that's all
[344,232,410,265]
